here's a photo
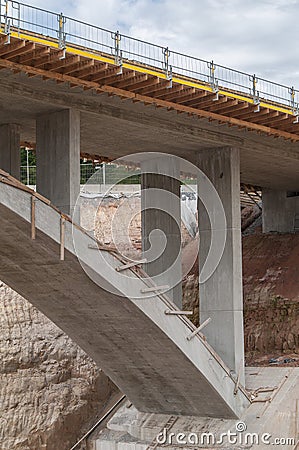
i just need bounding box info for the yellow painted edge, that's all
[11,31,59,49]
[259,101,292,114]
[4,30,295,116]
[122,62,167,79]
[66,46,115,65]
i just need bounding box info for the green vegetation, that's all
[20,148,36,166]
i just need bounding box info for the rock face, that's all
[0,283,117,450]
[182,233,299,364]
[243,234,299,363]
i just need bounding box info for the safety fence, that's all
[20,163,197,187]
[20,163,141,186]
[1,0,299,112]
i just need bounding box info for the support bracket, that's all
[140,284,169,294]
[116,259,147,272]
[187,317,211,341]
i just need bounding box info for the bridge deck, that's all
[1,28,299,143]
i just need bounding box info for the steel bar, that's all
[60,217,65,261]
[165,310,193,316]
[30,195,36,240]
[140,285,169,293]
[116,259,147,272]
[187,317,211,341]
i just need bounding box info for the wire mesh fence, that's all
[1,0,299,111]
[1,1,58,39]
[20,163,141,186]
[120,33,165,71]
[20,165,36,185]
[64,16,113,55]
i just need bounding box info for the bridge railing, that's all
[0,1,58,40]
[1,0,299,113]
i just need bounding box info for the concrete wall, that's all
[262,189,299,233]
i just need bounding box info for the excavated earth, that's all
[0,199,298,449]
[243,233,299,366]
[0,284,118,450]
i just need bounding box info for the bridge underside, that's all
[0,68,299,191]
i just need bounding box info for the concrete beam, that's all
[1,75,299,190]
[36,109,80,216]
[197,146,245,382]
[141,156,182,307]
[262,189,299,233]
[0,124,20,179]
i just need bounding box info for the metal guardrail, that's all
[1,0,299,114]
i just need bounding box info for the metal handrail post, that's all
[163,47,172,86]
[112,30,122,73]
[250,74,260,111]
[208,60,219,95]
[11,0,20,36]
[4,0,10,42]
[289,86,296,112]
[57,11,66,58]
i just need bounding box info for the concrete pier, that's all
[141,156,182,307]
[197,146,245,381]
[36,109,80,216]
[262,189,299,233]
[0,124,20,179]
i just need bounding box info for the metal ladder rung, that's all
[146,416,178,450]
[116,259,147,272]
[140,285,169,294]
[165,309,193,316]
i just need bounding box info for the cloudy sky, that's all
[23,0,299,88]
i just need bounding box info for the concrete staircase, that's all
[0,171,250,418]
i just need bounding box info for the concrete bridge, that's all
[0,0,298,420]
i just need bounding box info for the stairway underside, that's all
[0,175,250,418]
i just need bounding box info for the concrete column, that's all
[197,146,244,382]
[141,156,182,307]
[262,189,299,233]
[0,124,20,179]
[36,109,80,216]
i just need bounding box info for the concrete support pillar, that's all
[36,109,80,216]
[262,189,298,233]
[141,156,182,307]
[197,146,245,382]
[0,124,20,179]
